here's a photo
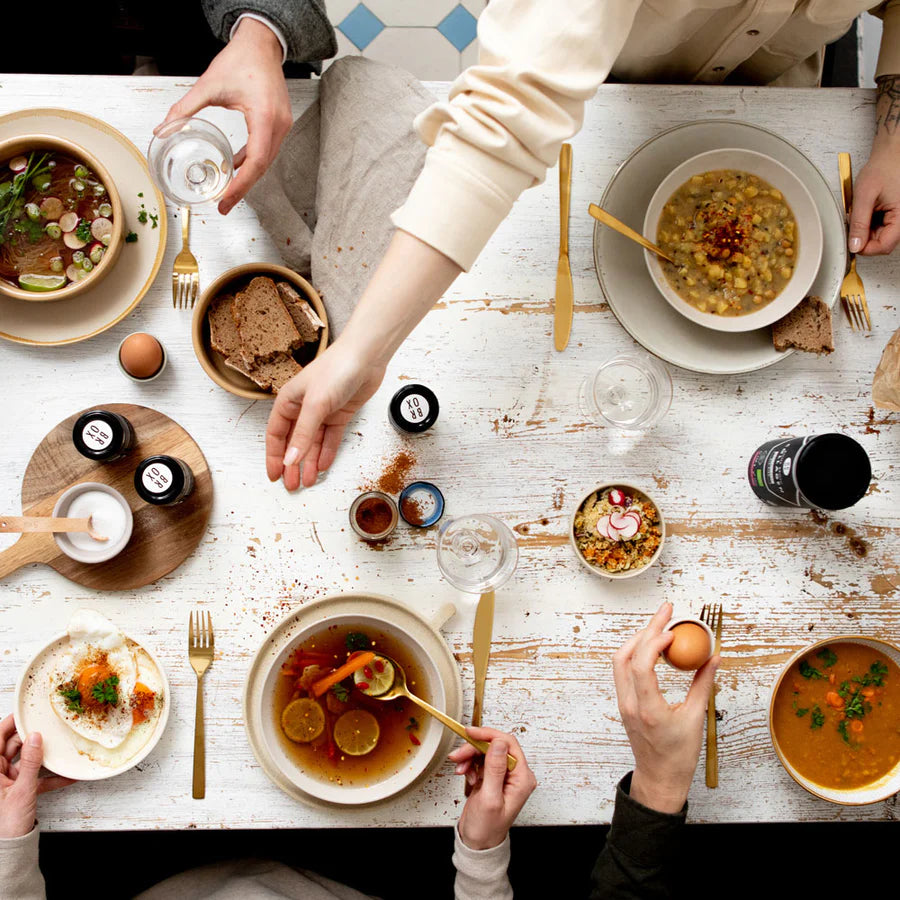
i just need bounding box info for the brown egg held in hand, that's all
[664,623,712,671]
[119,332,164,379]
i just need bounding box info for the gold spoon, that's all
[0,515,108,542]
[588,203,675,264]
[369,655,516,771]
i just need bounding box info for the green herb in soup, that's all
[0,150,114,292]
[656,169,797,316]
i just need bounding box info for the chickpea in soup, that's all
[656,169,797,316]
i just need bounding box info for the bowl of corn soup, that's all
[643,149,823,333]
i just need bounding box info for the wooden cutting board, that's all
[0,403,212,590]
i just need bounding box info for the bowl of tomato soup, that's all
[770,637,900,805]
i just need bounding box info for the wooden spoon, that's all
[588,203,676,264]
[0,515,108,542]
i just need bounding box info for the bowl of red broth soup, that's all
[0,135,123,301]
[770,637,900,804]
[263,616,444,805]
[643,149,822,333]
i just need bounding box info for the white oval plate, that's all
[14,630,170,780]
[593,120,845,374]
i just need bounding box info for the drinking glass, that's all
[147,117,234,207]
[579,352,672,430]
[436,515,518,593]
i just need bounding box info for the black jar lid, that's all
[72,410,131,460]
[389,384,439,433]
[135,455,188,505]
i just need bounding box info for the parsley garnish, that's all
[854,660,889,688]
[57,682,83,714]
[799,660,825,680]
[792,699,809,717]
[137,209,148,224]
[331,682,349,703]
[345,632,370,652]
[816,648,838,668]
[74,218,92,242]
[91,675,119,706]
[149,213,159,229]
[125,231,138,243]
[837,719,854,746]
[810,706,825,729]
[137,192,144,198]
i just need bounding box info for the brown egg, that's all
[119,333,164,379]
[664,623,711,671]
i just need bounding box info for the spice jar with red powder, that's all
[350,491,399,541]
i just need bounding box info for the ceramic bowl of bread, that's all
[192,263,329,399]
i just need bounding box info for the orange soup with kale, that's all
[772,642,900,790]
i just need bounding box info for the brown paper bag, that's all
[872,326,900,411]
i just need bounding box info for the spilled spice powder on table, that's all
[372,449,417,495]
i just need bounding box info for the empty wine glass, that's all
[436,514,518,593]
[579,352,672,430]
[147,117,234,207]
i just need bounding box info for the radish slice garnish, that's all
[609,488,626,506]
[9,156,27,173]
[616,517,639,539]
[596,515,612,539]
[625,510,642,525]
[59,212,79,233]
[609,511,632,531]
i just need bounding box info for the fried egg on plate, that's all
[48,611,163,765]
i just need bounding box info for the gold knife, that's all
[554,143,574,352]
[465,589,495,795]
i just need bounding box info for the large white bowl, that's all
[643,148,823,333]
[769,636,900,805]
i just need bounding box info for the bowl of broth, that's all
[258,611,448,806]
[0,134,123,301]
[643,149,823,333]
[769,636,900,805]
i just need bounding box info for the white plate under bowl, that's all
[593,120,845,374]
[14,629,170,780]
[244,593,463,808]
[769,636,900,805]
[643,148,823,332]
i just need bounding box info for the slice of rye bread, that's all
[276,281,324,344]
[208,293,241,357]
[224,353,302,393]
[232,276,302,366]
[772,295,834,354]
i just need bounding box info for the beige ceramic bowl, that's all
[570,482,665,580]
[192,262,329,400]
[0,134,124,301]
[769,635,900,805]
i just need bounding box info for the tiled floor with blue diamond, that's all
[325,0,485,79]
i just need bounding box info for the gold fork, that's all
[188,610,214,799]
[838,153,872,331]
[699,603,723,788]
[172,207,199,309]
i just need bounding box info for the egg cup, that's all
[117,332,167,383]
[662,616,715,670]
[52,482,133,564]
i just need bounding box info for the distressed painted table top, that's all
[0,75,897,830]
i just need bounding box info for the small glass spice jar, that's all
[134,455,195,506]
[350,491,399,541]
[72,409,135,462]
[389,384,439,434]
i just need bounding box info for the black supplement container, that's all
[72,410,135,462]
[389,384,439,434]
[134,455,195,506]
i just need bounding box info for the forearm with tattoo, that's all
[875,74,900,138]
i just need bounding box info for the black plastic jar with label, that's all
[134,455,195,506]
[389,384,439,434]
[748,433,871,510]
[72,410,135,462]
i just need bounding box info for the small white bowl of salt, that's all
[52,483,133,564]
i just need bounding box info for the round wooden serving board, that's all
[0,403,212,589]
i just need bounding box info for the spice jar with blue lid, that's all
[134,455,194,506]
[389,384,439,434]
[72,409,135,462]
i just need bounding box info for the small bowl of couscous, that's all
[570,483,665,579]
[643,148,823,333]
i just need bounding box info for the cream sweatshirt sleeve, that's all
[452,824,513,900]
[391,0,641,271]
[0,829,46,900]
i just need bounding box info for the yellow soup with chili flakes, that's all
[656,169,797,316]
[772,643,900,790]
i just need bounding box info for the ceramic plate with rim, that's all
[243,593,463,808]
[768,636,900,805]
[643,148,823,332]
[0,108,167,346]
[593,120,845,374]
[14,629,170,780]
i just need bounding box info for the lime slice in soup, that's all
[18,274,67,292]
[333,709,380,756]
[354,656,394,696]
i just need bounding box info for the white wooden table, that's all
[0,76,898,830]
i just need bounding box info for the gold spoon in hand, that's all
[0,515,108,542]
[588,203,675,264]
[368,655,517,771]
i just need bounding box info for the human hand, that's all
[612,603,718,814]
[266,341,386,490]
[849,143,900,256]
[0,716,74,839]
[155,17,292,215]
[449,727,538,851]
